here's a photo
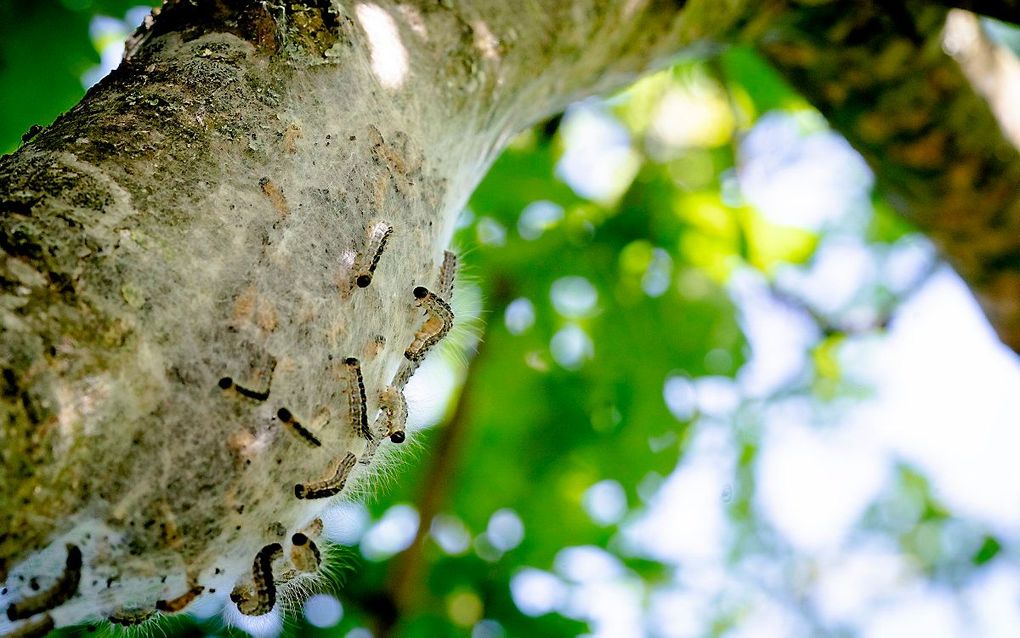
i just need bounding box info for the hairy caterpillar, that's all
[218,376,271,402]
[4,614,53,638]
[289,533,321,573]
[155,583,204,613]
[231,543,283,617]
[276,408,322,447]
[344,358,371,440]
[354,221,392,288]
[404,286,454,362]
[107,608,155,626]
[5,545,81,621]
[294,452,358,500]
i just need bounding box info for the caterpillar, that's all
[289,533,321,573]
[276,408,322,447]
[4,614,54,638]
[107,608,155,626]
[218,376,271,402]
[379,386,407,444]
[155,583,204,613]
[294,452,357,500]
[438,249,457,301]
[344,358,371,440]
[5,544,81,621]
[232,543,283,616]
[404,286,454,362]
[355,221,392,288]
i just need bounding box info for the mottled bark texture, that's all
[759,0,1020,351]
[0,0,750,631]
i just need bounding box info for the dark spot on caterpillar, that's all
[390,431,406,444]
[294,452,357,499]
[6,544,81,620]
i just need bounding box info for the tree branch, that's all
[758,0,1020,352]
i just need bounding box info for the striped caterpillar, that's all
[4,614,54,638]
[294,452,357,500]
[5,545,81,621]
[344,358,372,440]
[155,583,204,613]
[276,408,322,447]
[354,221,392,288]
[231,543,283,617]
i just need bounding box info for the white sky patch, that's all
[845,269,1020,534]
[504,297,536,335]
[557,104,641,203]
[776,236,876,315]
[554,546,625,583]
[550,324,594,369]
[322,501,371,545]
[486,509,525,552]
[965,565,1020,638]
[550,276,598,318]
[355,3,409,89]
[739,112,873,231]
[510,568,568,617]
[812,542,916,625]
[361,503,419,560]
[562,580,645,638]
[621,425,731,565]
[861,585,964,638]
[304,594,344,628]
[730,268,819,397]
[404,355,459,431]
[756,418,891,553]
[582,479,628,526]
[223,603,283,637]
[431,513,472,555]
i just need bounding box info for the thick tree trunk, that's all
[0,0,748,630]
[2,0,1018,632]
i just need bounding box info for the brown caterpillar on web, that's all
[155,582,204,613]
[354,220,392,288]
[107,607,155,626]
[359,386,408,465]
[294,452,357,500]
[404,286,454,362]
[5,544,81,621]
[4,614,54,638]
[437,249,457,301]
[231,543,283,617]
[289,533,321,573]
[276,408,322,447]
[343,357,371,440]
[218,360,276,402]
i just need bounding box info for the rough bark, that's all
[0,0,750,631]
